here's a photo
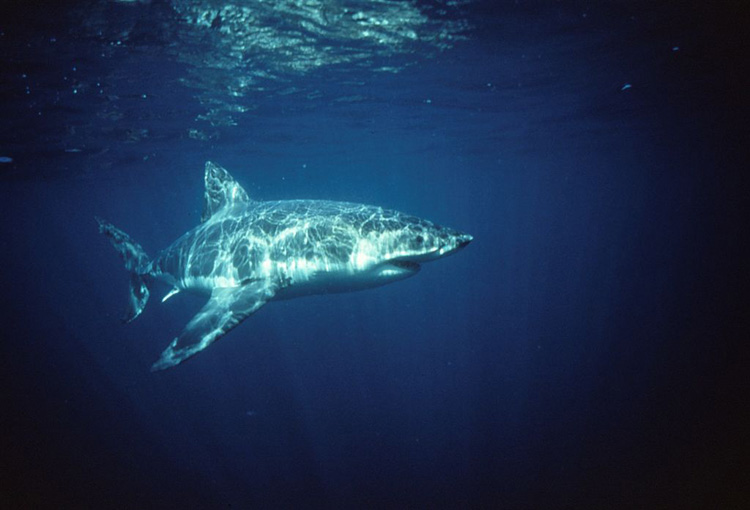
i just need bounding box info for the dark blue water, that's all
[1,1,747,508]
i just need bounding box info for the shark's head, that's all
[388,216,472,262]
[356,212,472,282]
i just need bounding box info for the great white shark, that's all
[98,161,472,371]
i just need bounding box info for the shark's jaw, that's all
[377,259,421,279]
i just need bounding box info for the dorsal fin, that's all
[202,161,252,222]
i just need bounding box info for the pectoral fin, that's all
[151,281,276,371]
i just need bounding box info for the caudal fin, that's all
[96,217,151,323]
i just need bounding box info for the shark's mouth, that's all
[389,259,421,272]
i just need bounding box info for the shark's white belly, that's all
[168,254,415,300]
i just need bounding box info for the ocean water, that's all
[1,1,746,508]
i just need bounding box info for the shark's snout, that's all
[457,233,473,249]
[434,231,473,258]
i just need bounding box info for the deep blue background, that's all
[1,1,747,508]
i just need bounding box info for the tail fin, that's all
[96,217,151,323]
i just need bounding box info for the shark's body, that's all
[99,162,472,371]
